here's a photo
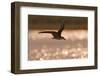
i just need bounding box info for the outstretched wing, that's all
[39,31,57,38]
[39,31,55,34]
[58,23,64,36]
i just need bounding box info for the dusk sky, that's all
[28,15,88,30]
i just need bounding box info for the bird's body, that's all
[39,23,66,40]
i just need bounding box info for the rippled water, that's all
[28,30,88,60]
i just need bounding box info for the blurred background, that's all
[28,15,88,60]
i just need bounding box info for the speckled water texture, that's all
[28,30,88,60]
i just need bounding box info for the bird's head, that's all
[61,37,66,40]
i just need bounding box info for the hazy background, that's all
[28,15,87,30]
[28,15,88,60]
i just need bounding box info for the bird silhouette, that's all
[39,23,66,40]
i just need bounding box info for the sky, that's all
[28,15,88,30]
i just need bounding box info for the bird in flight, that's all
[39,23,66,40]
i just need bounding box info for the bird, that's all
[39,23,66,40]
